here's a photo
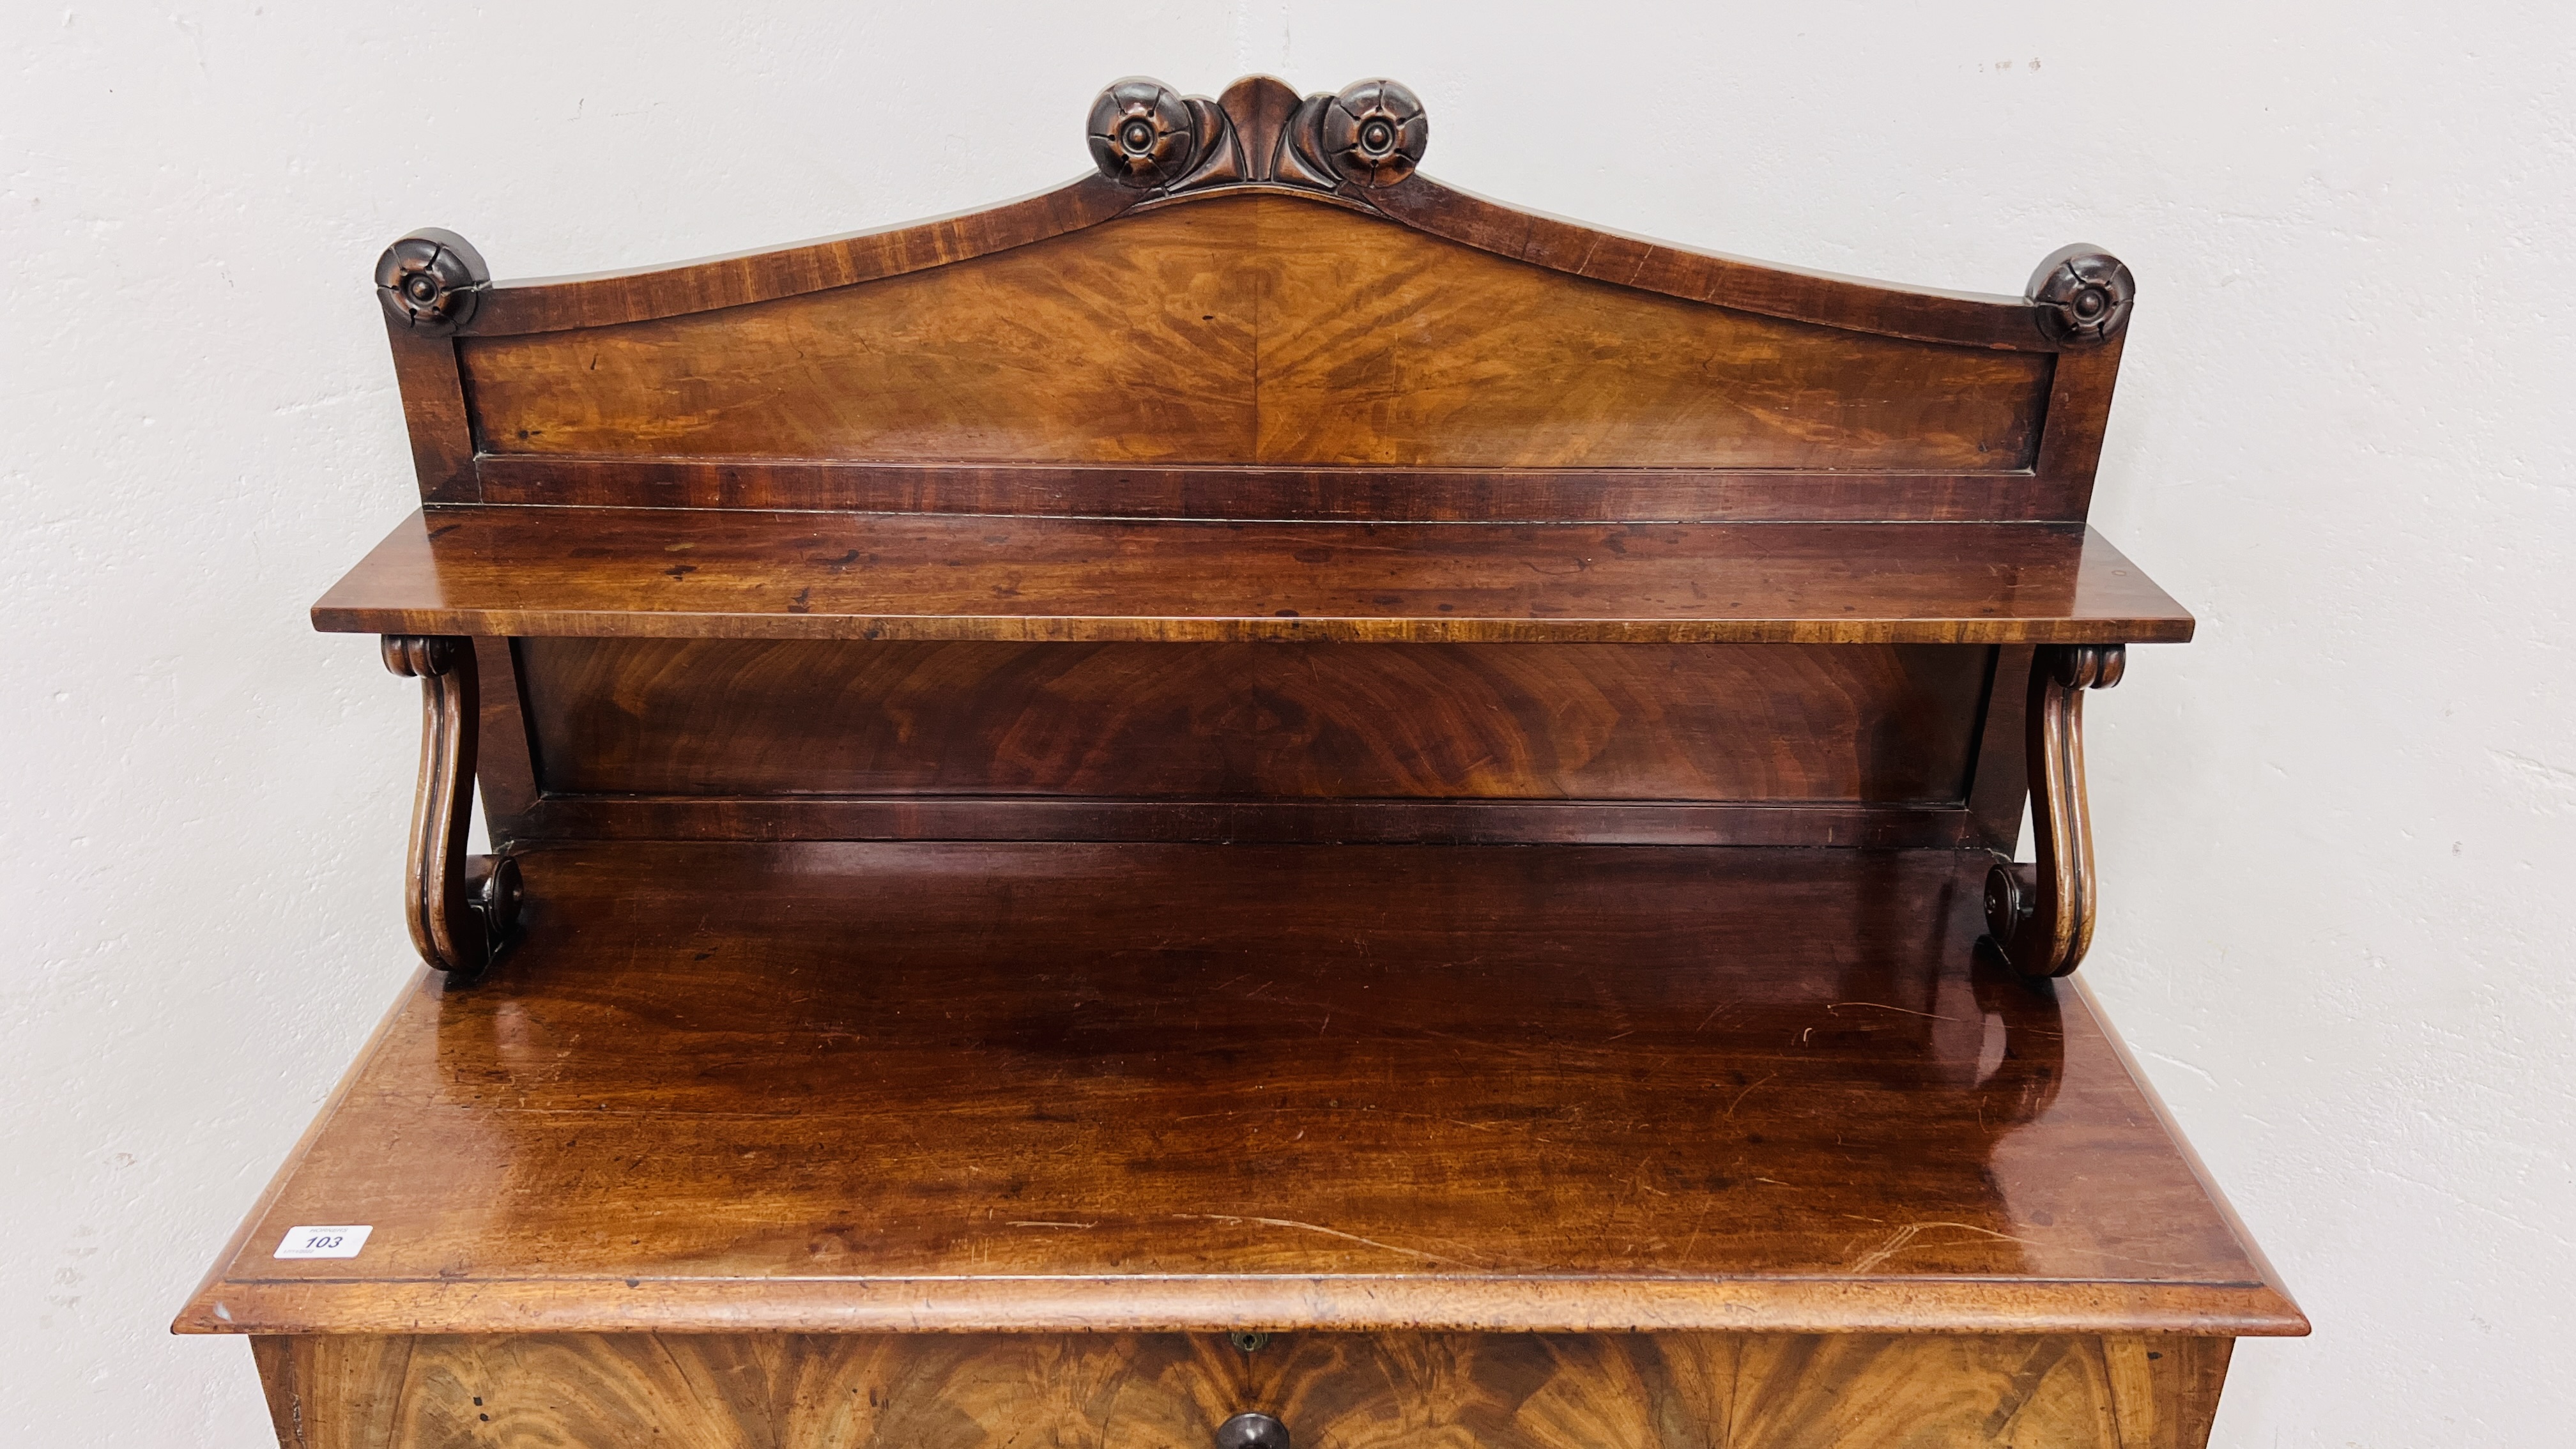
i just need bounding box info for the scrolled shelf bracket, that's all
[1982,643,2126,978]
[381,635,521,981]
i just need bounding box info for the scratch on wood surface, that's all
[1006,1220,1097,1229]
[1851,1220,2013,1272]
[1175,1213,1464,1266]
[1827,1001,1959,1022]
[1848,1220,2200,1275]
[1725,1073,1777,1119]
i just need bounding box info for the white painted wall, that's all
[5,3,2569,1443]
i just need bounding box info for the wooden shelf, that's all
[179,842,2299,1338]
[312,507,2193,645]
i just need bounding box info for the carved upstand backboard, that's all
[180,74,2302,1449]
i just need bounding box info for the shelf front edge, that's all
[309,509,2195,645]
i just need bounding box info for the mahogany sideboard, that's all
[179,73,2303,1448]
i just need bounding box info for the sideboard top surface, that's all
[179,841,2301,1338]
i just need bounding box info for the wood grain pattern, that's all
[1372,175,2051,350]
[434,84,2060,351]
[518,638,1990,803]
[467,197,1254,466]
[459,196,2053,473]
[378,635,519,978]
[261,75,2263,1449]
[468,457,2092,523]
[249,1331,2237,1449]
[178,842,2303,1338]
[382,328,477,503]
[2030,340,2128,520]
[1984,644,2126,977]
[468,174,1140,336]
[503,796,1986,850]
[1963,643,2035,850]
[1259,200,2047,470]
[468,634,539,825]
[310,509,2193,645]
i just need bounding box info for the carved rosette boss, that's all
[1087,74,1429,203]
[1280,77,1429,190]
[1089,79,1206,188]
[374,227,489,335]
[2027,245,2135,347]
[1314,79,1429,187]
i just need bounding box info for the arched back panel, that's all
[379,74,2131,525]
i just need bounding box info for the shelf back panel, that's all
[505,639,1999,846]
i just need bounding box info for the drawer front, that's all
[253,1331,2229,1449]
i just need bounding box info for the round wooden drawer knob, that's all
[1218,1411,1291,1449]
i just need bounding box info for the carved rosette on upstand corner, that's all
[374,228,489,335]
[2027,245,2135,349]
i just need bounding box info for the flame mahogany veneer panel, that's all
[250,1330,2235,1449]
[518,639,1990,802]
[468,456,2092,523]
[457,196,2052,473]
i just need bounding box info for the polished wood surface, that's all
[441,79,2061,352]
[1373,176,2051,351]
[461,197,2053,473]
[312,510,2191,645]
[378,636,519,979]
[180,842,2300,1337]
[1984,644,2126,978]
[383,328,477,504]
[388,73,2128,519]
[469,457,2097,523]
[250,1330,2234,1449]
[504,638,2006,850]
[519,639,1990,802]
[507,796,1991,850]
[472,176,1138,335]
[201,68,2276,1449]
